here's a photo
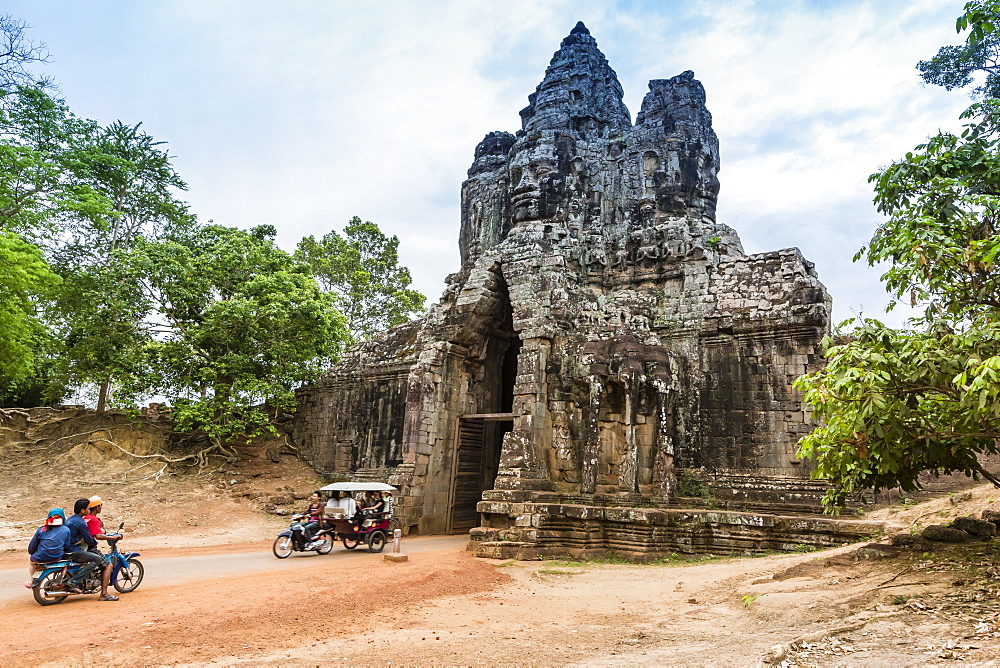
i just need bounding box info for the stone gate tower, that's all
[293,23,863,557]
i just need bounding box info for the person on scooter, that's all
[26,509,72,588]
[65,498,117,601]
[84,496,124,568]
[301,491,326,547]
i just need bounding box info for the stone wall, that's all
[293,320,420,477]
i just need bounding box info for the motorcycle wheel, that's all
[113,558,144,593]
[316,536,334,555]
[367,530,387,553]
[33,571,69,606]
[342,535,360,550]
[273,535,294,559]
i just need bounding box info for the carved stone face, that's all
[507,136,566,222]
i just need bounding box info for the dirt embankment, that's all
[0,407,325,555]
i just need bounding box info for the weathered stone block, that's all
[922,525,973,543]
[952,517,996,539]
[890,533,927,548]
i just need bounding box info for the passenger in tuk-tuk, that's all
[328,491,362,529]
[362,491,386,515]
[359,491,386,528]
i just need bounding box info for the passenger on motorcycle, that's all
[302,491,326,545]
[26,509,72,588]
[84,496,124,597]
[66,498,117,601]
[84,496,117,542]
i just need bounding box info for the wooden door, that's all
[449,417,485,534]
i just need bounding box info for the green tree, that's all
[295,216,425,342]
[47,120,192,411]
[0,15,123,401]
[0,88,97,236]
[918,3,1000,99]
[132,223,348,446]
[0,86,93,398]
[0,231,58,388]
[796,0,1000,509]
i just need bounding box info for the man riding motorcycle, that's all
[65,498,117,601]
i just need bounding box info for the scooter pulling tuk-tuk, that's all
[318,481,398,553]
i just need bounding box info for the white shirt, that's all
[336,497,357,516]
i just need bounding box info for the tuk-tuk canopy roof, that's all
[319,482,397,493]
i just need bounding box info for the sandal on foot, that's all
[98,594,119,601]
[24,580,33,589]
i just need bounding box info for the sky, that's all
[4,0,976,327]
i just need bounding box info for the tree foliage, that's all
[0,85,87,395]
[132,223,347,442]
[0,13,415,445]
[797,322,1000,508]
[0,231,58,384]
[0,88,96,236]
[295,216,425,342]
[47,120,192,410]
[797,1,1000,509]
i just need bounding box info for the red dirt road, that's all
[0,536,496,666]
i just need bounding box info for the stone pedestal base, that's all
[469,494,884,561]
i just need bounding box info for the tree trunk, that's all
[96,379,110,413]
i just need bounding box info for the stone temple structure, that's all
[293,23,883,558]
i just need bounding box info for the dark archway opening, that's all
[448,268,520,534]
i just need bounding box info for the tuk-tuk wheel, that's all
[342,536,360,550]
[367,530,386,553]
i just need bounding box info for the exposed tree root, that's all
[31,427,238,478]
[101,434,236,472]
[73,461,170,485]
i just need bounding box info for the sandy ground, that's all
[3,425,1000,666]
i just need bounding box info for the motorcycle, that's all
[31,522,144,606]
[273,513,334,558]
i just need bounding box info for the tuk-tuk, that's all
[318,481,398,553]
